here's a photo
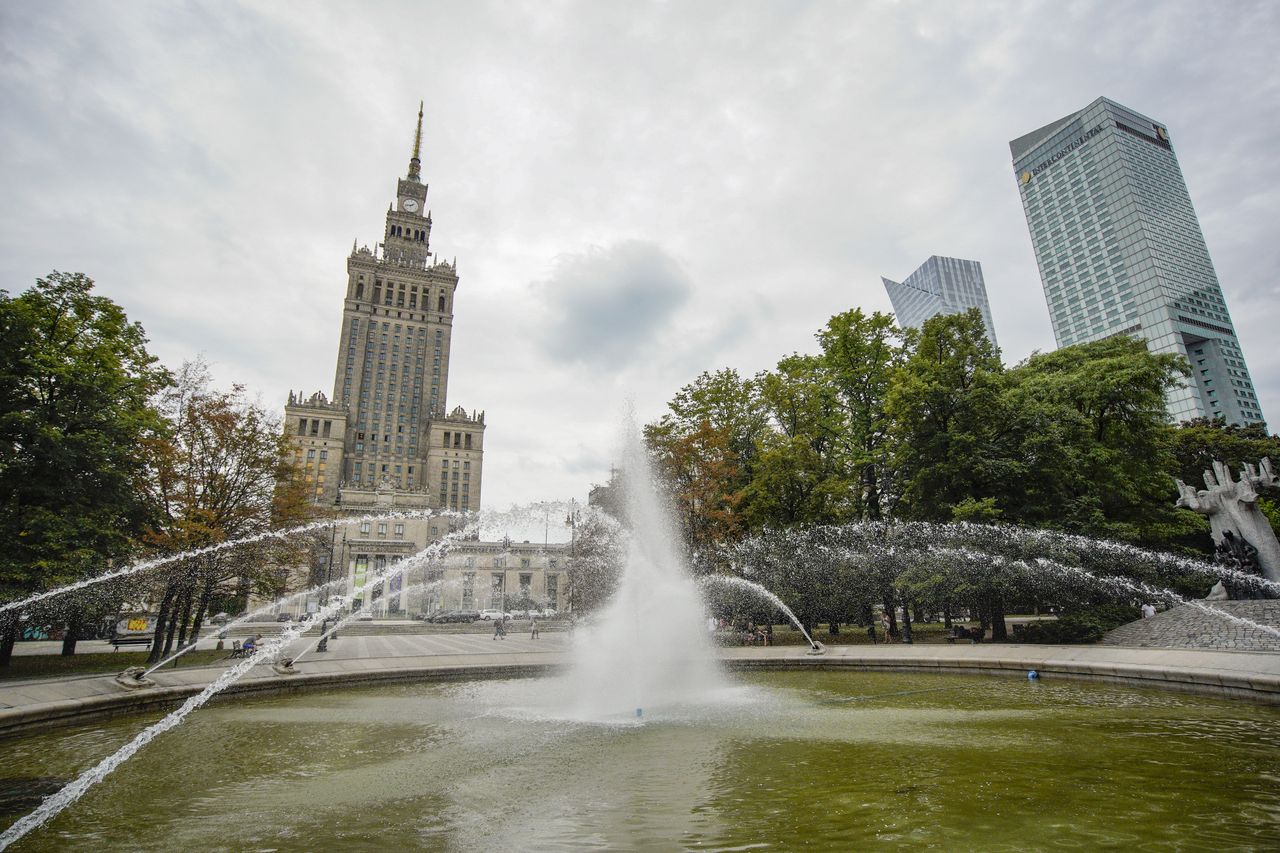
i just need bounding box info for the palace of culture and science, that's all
[280,106,566,617]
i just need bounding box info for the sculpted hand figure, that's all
[1175,457,1279,586]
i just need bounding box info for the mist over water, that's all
[556,419,724,720]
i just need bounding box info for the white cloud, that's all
[2,0,1278,508]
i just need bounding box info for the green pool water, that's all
[1,671,1277,850]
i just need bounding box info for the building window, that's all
[360,521,371,534]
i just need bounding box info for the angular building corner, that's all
[882,255,1000,351]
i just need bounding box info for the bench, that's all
[946,627,983,644]
[111,635,153,651]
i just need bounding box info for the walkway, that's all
[0,638,1276,735]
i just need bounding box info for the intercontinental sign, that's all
[1019,123,1105,184]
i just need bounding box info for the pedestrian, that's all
[530,617,540,640]
[493,617,503,640]
[881,612,892,640]
[764,624,773,646]
[1141,602,1156,619]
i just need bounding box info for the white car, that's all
[354,610,375,621]
[479,609,510,621]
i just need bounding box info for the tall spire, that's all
[407,101,424,182]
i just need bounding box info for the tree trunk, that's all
[146,586,176,664]
[175,589,195,650]
[989,594,1008,642]
[943,601,953,630]
[188,580,214,648]
[899,593,914,644]
[827,620,840,636]
[162,589,182,655]
[0,620,17,667]
[60,606,83,656]
[882,593,897,640]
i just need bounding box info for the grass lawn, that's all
[0,649,234,681]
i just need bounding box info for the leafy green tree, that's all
[0,272,171,661]
[816,309,907,520]
[745,354,849,528]
[886,309,1008,521]
[1002,336,1192,544]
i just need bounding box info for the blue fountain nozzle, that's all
[1027,670,1039,680]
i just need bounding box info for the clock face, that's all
[402,198,419,213]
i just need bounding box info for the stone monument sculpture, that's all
[1175,458,1280,594]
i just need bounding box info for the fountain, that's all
[553,422,724,719]
[0,442,1277,848]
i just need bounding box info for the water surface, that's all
[1,671,1276,850]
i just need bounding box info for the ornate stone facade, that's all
[276,105,512,616]
[284,103,485,513]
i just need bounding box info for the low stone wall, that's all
[2,644,1278,737]
[1103,601,1280,651]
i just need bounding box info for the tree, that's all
[648,420,744,549]
[141,361,313,663]
[816,309,907,520]
[886,309,1008,521]
[745,354,850,528]
[565,511,625,614]
[1002,335,1192,544]
[645,369,766,548]
[0,272,171,661]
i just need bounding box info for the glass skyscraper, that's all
[1011,96,1264,426]
[882,256,999,350]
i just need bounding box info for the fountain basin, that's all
[1,670,1276,850]
[1,645,1277,739]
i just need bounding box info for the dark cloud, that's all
[534,241,693,370]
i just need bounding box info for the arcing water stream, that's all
[699,575,820,649]
[0,523,476,850]
[3,458,1276,844]
[141,574,351,675]
[0,510,457,617]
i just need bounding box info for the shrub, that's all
[1012,603,1140,644]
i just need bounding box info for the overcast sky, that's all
[3,0,1278,513]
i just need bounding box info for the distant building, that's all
[272,105,529,617]
[1011,96,1264,426]
[882,256,999,350]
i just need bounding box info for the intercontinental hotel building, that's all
[1011,97,1264,427]
[280,107,566,617]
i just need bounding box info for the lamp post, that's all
[564,499,580,612]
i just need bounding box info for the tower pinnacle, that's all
[407,101,424,182]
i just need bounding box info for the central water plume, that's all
[558,422,724,720]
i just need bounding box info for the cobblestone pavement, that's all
[1104,601,1280,651]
